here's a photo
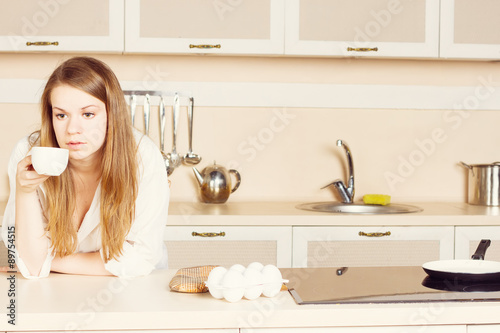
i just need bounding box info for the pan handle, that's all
[471,239,491,260]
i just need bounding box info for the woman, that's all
[1,57,170,278]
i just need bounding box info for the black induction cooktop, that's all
[281,266,500,305]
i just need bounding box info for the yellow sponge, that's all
[363,194,391,206]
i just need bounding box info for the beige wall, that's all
[1,53,499,204]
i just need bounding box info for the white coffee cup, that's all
[31,147,69,176]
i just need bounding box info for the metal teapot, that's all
[192,162,241,204]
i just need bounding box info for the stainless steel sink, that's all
[296,202,423,214]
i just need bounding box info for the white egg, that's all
[243,268,264,300]
[229,263,246,273]
[221,270,246,303]
[261,264,283,298]
[206,266,227,299]
[246,262,264,272]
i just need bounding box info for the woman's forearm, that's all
[15,191,50,276]
[51,251,113,276]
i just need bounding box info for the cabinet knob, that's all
[26,41,59,46]
[358,231,391,237]
[347,47,378,52]
[192,231,226,237]
[189,44,221,49]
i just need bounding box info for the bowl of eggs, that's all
[205,262,288,302]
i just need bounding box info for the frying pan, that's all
[422,240,500,282]
[421,275,500,292]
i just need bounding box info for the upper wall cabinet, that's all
[440,0,500,60]
[285,0,440,58]
[125,0,285,55]
[0,0,124,53]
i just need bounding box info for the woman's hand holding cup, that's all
[31,147,69,176]
[16,147,69,194]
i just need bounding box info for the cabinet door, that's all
[243,325,466,333]
[285,0,439,58]
[164,226,292,269]
[125,0,285,55]
[37,330,236,333]
[0,228,12,268]
[0,0,124,52]
[0,240,7,267]
[468,325,500,333]
[455,227,500,260]
[440,0,500,60]
[293,226,454,268]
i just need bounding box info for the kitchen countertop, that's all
[167,201,500,226]
[1,201,500,226]
[1,268,500,331]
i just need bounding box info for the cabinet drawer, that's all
[164,226,292,269]
[293,226,454,268]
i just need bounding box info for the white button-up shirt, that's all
[2,129,170,278]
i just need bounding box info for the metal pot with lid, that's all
[460,161,500,206]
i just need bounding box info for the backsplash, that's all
[0,53,499,203]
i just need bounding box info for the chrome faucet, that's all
[322,139,355,203]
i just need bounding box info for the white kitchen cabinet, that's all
[284,0,440,58]
[468,325,500,333]
[292,226,454,268]
[164,226,292,269]
[30,331,237,333]
[440,0,500,60]
[0,0,124,53]
[0,240,6,266]
[243,325,466,333]
[125,0,285,55]
[455,226,500,261]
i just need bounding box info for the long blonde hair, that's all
[38,56,138,262]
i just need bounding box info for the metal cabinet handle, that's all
[358,231,391,237]
[192,231,226,237]
[347,47,378,52]
[26,41,59,46]
[189,44,221,49]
